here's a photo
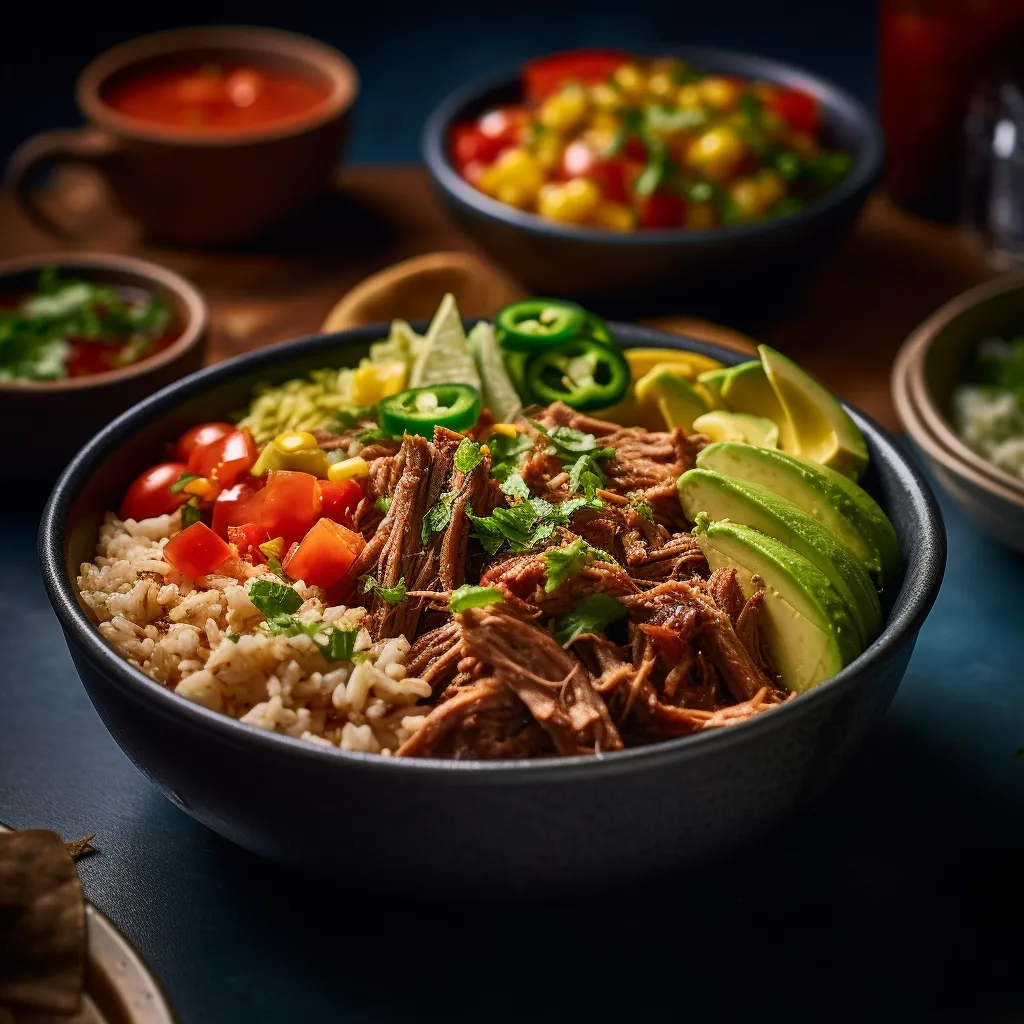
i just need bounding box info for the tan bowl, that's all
[892,274,1024,550]
[7,26,359,245]
[0,252,208,487]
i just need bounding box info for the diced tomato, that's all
[451,124,494,168]
[524,50,628,103]
[120,461,189,521]
[164,522,232,579]
[318,479,363,527]
[257,471,322,547]
[174,422,235,463]
[450,107,527,170]
[283,518,365,589]
[212,480,263,537]
[560,142,632,204]
[767,87,820,135]
[637,192,685,228]
[460,159,487,186]
[186,428,258,490]
[625,136,648,162]
[227,522,271,560]
[477,106,527,147]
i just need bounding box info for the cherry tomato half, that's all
[120,462,190,522]
[187,428,258,489]
[174,422,235,463]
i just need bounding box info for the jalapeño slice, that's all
[495,299,587,350]
[524,337,630,411]
[378,384,481,438]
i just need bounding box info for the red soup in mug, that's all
[104,62,332,131]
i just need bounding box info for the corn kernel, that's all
[537,178,602,223]
[479,444,491,457]
[489,423,519,438]
[699,76,740,112]
[591,200,635,231]
[479,147,544,207]
[677,84,702,110]
[328,456,370,483]
[612,63,646,99]
[352,361,406,406]
[590,81,623,111]
[727,170,786,221]
[183,476,212,497]
[532,132,565,171]
[589,109,621,134]
[538,84,588,132]
[686,126,746,181]
[686,202,717,229]
[275,430,319,454]
[647,70,676,101]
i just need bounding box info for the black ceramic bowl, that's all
[40,324,942,894]
[423,47,883,318]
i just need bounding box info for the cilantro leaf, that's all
[376,496,392,514]
[454,437,484,474]
[487,431,533,483]
[170,472,200,494]
[317,627,359,662]
[180,499,201,529]
[422,491,455,545]
[362,575,407,605]
[248,578,303,619]
[448,584,505,613]
[542,537,614,593]
[226,632,240,643]
[356,426,393,445]
[466,509,507,554]
[500,471,532,501]
[630,498,654,523]
[265,556,289,581]
[554,595,627,647]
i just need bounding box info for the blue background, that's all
[2,3,1023,1021]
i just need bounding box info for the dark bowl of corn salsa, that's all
[0,252,208,488]
[423,46,882,318]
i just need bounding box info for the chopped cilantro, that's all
[634,137,673,198]
[422,491,455,545]
[532,421,613,496]
[265,556,289,581]
[448,584,505,613]
[180,499,201,529]
[356,426,393,445]
[543,537,613,593]
[226,632,240,643]
[376,496,392,514]
[630,498,655,523]
[500,471,532,501]
[317,627,359,662]
[554,594,627,647]
[362,574,407,605]
[454,436,484,474]
[737,92,763,123]
[248,578,303,619]
[487,431,533,483]
[170,472,200,494]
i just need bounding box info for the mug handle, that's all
[7,127,125,239]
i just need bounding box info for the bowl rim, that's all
[40,322,945,782]
[894,270,1024,497]
[0,251,208,393]
[422,45,883,245]
[77,25,360,148]
[893,328,1024,508]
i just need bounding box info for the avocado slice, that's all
[693,516,862,693]
[696,367,732,404]
[758,345,869,481]
[691,411,779,448]
[679,469,882,645]
[696,442,900,586]
[720,360,799,452]
[634,368,710,432]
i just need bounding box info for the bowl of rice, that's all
[40,321,944,892]
[893,273,1024,551]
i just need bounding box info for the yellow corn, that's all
[259,537,285,560]
[489,423,519,438]
[612,63,646,99]
[532,131,565,171]
[275,430,319,454]
[538,84,588,132]
[676,84,702,110]
[591,200,635,231]
[351,361,406,406]
[480,444,491,457]
[728,169,786,221]
[647,70,676,101]
[686,126,746,181]
[590,81,623,111]
[699,77,740,112]
[537,178,602,223]
[479,147,544,209]
[328,456,370,483]
[183,477,212,497]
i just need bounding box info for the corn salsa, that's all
[449,50,853,231]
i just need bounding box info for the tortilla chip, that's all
[0,831,85,1014]
[63,837,95,861]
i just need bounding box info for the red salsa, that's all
[104,62,332,131]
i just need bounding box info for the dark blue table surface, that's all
[1,457,1022,1023]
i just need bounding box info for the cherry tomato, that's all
[451,124,494,169]
[637,192,686,228]
[524,50,628,103]
[187,428,258,489]
[283,518,365,589]
[477,106,528,148]
[164,522,232,579]
[767,88,819,135]
[560,142,633,203]
[318,479,364,528]
[175,422,235,463]
[120,461,190,522]
[211,480,263,538]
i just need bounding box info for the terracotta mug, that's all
[7,26,359,246]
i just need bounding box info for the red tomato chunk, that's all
[164,522,232,579]
[283,518,365,589]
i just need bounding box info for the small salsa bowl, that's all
[422,47,882,317]
[1,252,208,487]
[893,273,1024,551]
